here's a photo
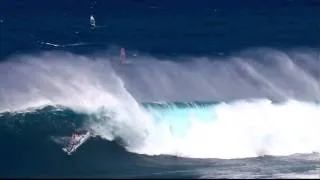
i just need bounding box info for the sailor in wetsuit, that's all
[70,133,79,146]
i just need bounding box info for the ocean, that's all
[0,0,320,178]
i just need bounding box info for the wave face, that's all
[1,103,320,178]
[1,101,320,158]
[1,48,320,160]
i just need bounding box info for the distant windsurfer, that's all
[90,15,96,28]
[120,47,127,64]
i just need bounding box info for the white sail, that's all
[90,15,96,27]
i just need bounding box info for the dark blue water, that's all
[1,0,320,178]
[1,0,320,59]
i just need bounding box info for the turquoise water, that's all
[143,103,217,137]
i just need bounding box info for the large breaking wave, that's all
[0,48,320,159]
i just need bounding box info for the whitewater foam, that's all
[136,99,320,159]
